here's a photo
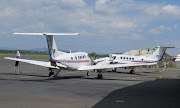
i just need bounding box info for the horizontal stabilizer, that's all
[14,33,79,36]
[156,46,175,48]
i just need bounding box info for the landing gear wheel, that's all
[97,74,103,79]
[130,70,135,74]
[49,72,54,77]
[112,68,117,72]
[87,71,90,76]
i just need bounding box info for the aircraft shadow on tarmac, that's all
[0,72,49,78]
[0,72,143,82]
[92,79,180,108]
[83,77,142,81]
[47,75,84,80]
[107,71,148,76]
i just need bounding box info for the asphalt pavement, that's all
[0,58,180,108]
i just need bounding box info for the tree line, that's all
[0,49,48,55]
[0,50,109,57]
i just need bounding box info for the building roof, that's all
[123,50,153,56]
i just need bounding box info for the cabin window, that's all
[126,57,128,60]
[121,57,122,59]
[129,58,131,60]
[142,59,144,61]
[132,58,134,60]
[71,57,73,60]
[124,57,125,59]
[75,56,77,60]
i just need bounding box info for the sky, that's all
[0,0,180,55]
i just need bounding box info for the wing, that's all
[78,61,157,71]
[4,57,67,69]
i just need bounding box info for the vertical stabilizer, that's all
[150,46,175,61]
[46,35,59,59]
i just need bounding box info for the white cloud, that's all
[174,24,178,29]
[0,0,179,54]
[95,0,116,14]
[149,25,171,34]
[13,22,47,32]
[96,0,109,6]
[162,5,180,15]
[109,21,137,30]
[60,0,86,9]
[144,4,180,19]
[120,33,145,40]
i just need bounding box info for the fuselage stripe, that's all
[132,61,158,62]
[66,61,91,63]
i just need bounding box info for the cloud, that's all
[60,0,86,9]
[149,25,171,34]
[120,33,145,40]
[109,21,137,31]
[144,4,180,19]
[13,22,47,32]
[162,5,180,15]
[0,0,179,54]
[174,24,178,29]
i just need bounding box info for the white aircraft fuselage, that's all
[93,46,171,65]
[109,54,159,64]
[51,52,91,70]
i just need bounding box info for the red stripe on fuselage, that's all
[67,61,91,63]
[50,60,91,63]
[132,61,158,63]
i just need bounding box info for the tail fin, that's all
[150,46,175,61]
[46,35,59,59]
[14,33,79,60]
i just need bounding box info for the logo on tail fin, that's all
[158,49,166,61]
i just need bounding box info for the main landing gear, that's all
[112,68,117,72]
[49,71,54,77]
[97,73,103,79]
[87,71,90,76]
[49,68,61,77]
[130,69,135,74]
[87,70,103,79]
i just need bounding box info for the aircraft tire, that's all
[87,71,90,76]
[97,74,103,79]
[112,68,116,72]
[49,72,54,77]
[130,70,135,74]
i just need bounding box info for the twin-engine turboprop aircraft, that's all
[93,46,175,74]
[5,33,156,79]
